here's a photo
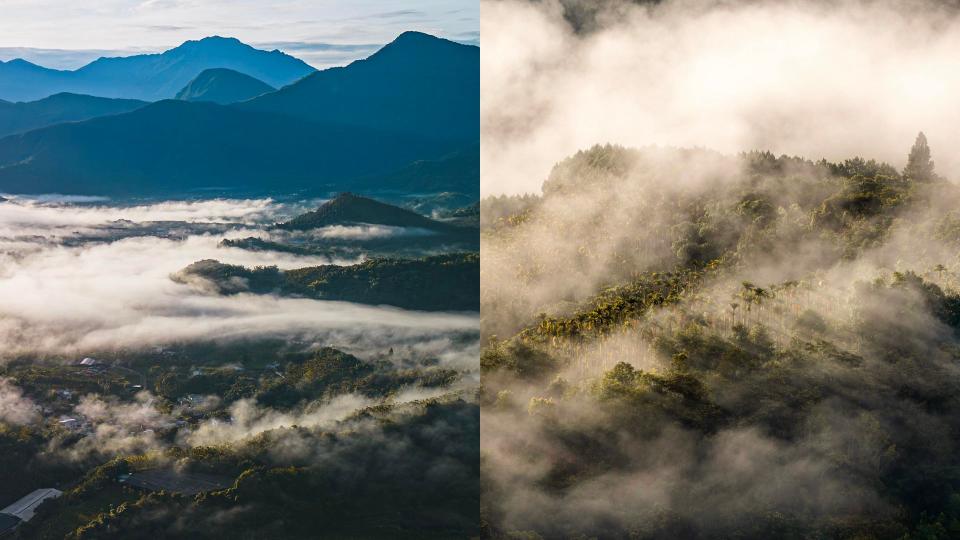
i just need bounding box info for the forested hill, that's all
[174,253,479,311]
[277,193,466,233]
[480,134,960,539]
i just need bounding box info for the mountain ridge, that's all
[241,31,479,141]
[0,92,147,138]
[0,100,460,196]
[0,31,478,197]
[0,36,315,102]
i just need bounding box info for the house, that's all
[178,394,207,408]
[57,417,80,431]
[79,357,98,367]
[0,488,63,535]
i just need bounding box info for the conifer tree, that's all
[904,131,936,181]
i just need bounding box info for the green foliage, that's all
[179,253,479,311]
[481,140,960,540]
[526,270,701,342]
[904,131,937,182]
[481,340,558,380]
[56,400,480,540]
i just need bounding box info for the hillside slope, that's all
[480,141,960,539]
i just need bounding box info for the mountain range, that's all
[0,32,479,197]
[0,100,455,196]
[0,36,314,102]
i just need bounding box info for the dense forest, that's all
[480,134,960,539]
[174,253,479,311]
[1,341,477,539]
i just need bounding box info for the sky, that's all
[0,0,479,69]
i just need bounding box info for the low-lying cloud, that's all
[0,198,479,357]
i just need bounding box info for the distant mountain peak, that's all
[394,30,440,42]
[177,35,248,51]
[198,35,241,43]
[2,58,45,69]
[379,31,468,55]
[240,29,478,141]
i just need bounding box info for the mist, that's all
[480,2,960,537]
[0,198,478,357]
[481,0,960,195]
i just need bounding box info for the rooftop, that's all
[0,488,63,522]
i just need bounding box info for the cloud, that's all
[0,198,479,357]
[481,0,960,195]
[141,24,192,31]
[251,41,381,69]
[0,378,40,425]
[356,10,427,20]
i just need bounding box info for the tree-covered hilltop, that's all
[481,136,960,539]
[276,192,466,233]
[173,253,479,311]
[481,137,949,338]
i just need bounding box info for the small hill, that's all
[174,253,479,311]
[0,92,147,138]
[276,193,463,232]
[175,68,275,104]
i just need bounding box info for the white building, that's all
[0,488,63,533]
